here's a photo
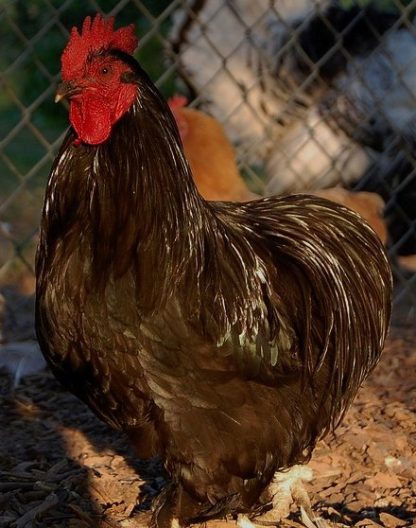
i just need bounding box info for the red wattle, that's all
[69,94,112,145]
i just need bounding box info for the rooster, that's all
[36,15,392,528]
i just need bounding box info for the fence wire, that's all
[1,0,416,321]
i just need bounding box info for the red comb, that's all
[61,14,138,81]
[168,94,188,110]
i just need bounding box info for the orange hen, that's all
[169,95,257,202]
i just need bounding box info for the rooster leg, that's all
[254,465,324,527]
[151,483,182,528]
[151,482,203,528]
[237,514,260,528]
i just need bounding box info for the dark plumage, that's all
[36,15,392,527]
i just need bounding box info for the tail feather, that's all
[227,194,393,430]
[269,194,392,426]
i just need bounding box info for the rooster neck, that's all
[39,87,212,309]
[90,94,207,266]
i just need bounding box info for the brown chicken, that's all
[169,95,257,202]
[312,188,387,244]
[36,15,392,528]
[169,96,387,244]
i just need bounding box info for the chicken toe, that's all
[255,465,325,526]
[237,514,260,528]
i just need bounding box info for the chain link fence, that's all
[1,0,416,322]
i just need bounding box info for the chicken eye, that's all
[101,67,110,75]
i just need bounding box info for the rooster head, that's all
[56,14,139,145]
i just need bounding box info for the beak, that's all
[55,81,82,103]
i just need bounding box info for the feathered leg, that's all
[151,483,182,528]
[238,465,325,528]
[263,465,314,522]
[151,482,202,528]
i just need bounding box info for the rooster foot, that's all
[237,514,260,528]
[150,483,182,528]
[253,465,327,528]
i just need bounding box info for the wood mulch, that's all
[0,325,415,528]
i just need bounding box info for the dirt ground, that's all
[0,322,415,528]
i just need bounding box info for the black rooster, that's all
[36,15,392,527]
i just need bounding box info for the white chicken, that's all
[171,0,416,254]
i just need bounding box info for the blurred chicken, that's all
[312,189,387,244]
[171,0,415,253]
[171,0,397,187]
[170,95,387,243]
[169,95,257,201]
[320,29,416,258]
